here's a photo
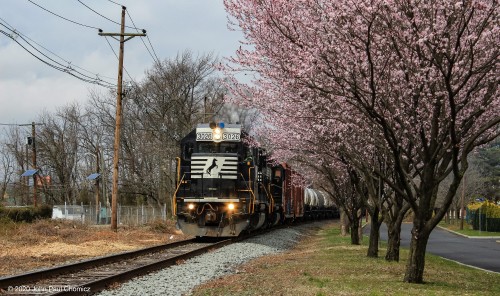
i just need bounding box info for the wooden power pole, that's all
[99,6,146,231]
[31,122,37,206]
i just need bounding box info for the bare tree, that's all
[36,104,82,204]
[0,141,15,201]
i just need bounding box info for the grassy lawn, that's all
[439,221,500,237]
[191,223,500,296]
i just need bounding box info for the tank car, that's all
[304,188,339,219]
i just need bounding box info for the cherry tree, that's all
[224,0,499,283]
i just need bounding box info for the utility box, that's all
[100,207,110,224]
[52,205,85,221]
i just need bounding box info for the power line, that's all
[80,0,160,67]
[22,0,162,86]
[103,33,165,97]
[0,17,115,82]
[125,9,161,66]
[145,36,161,65]
[75,0,159,87]
[77,0,140,30]
[103,35,134,83]
[105,0,122,7]
[78,0,163,82]
[0,27,115,88]
[26,0,100,30]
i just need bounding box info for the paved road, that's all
[365,223,500,273]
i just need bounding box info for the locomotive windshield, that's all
[196,142,239,154]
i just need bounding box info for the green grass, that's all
[191,223,500,296]
[439,221,500,237]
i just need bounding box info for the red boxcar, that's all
[282,163,305,220]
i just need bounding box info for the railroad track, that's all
[0,238,233,295]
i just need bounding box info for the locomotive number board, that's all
[222,133,240,141]
[196,132,241,141]
[196,132,212,140]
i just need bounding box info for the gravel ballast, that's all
[97,224,316,296]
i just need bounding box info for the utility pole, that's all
[99,6,146,231]
[95,145,100,224]
[31,122,37,206]
[19,122,42,206]
[1,122,43,206]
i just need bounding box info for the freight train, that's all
[172,122,338,237]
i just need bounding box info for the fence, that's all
[53,203,169,226]
[467,208,500,232]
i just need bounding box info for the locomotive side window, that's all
[182,143,193,160]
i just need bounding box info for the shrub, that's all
[148,219,175,233]
[0,205,53,223]
[467,201,500,232]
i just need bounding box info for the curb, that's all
[437,225,500,240]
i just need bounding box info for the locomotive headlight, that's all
[227,203,235,211]
[187,203,195,210]
[213,127,222,140]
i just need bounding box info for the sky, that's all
[0,0,243,124]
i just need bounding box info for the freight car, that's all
[304,188,339,219]
[172,122,337,237]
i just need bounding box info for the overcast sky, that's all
[0,0,242,124]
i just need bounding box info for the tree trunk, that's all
[340,209,349,236]
[385,220,402,262]
[0,184,6,202]
[404,221,431,283]
[385,203,410,262]
[350,213,360,245]
[367,207,382,258]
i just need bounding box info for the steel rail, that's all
[0,238,197,290]
[51,238,234,296]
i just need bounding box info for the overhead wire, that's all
[74,0,164,78]
[0,22,115,88]
[98,2,165,92]
[125,9,161,66]
[103,35,136,87]
[105,0,122,7]
[124,8,170,94]
[26,0,100,30]
[77,0,141,30]
[97,0,162,67]
[0,28,114,88]
[96,0,185,126]
[75,0,161,91]
[0,16,115,82]
[22,0,164,91]
[6,1,129,88]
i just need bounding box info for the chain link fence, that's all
[52,203,169,226]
